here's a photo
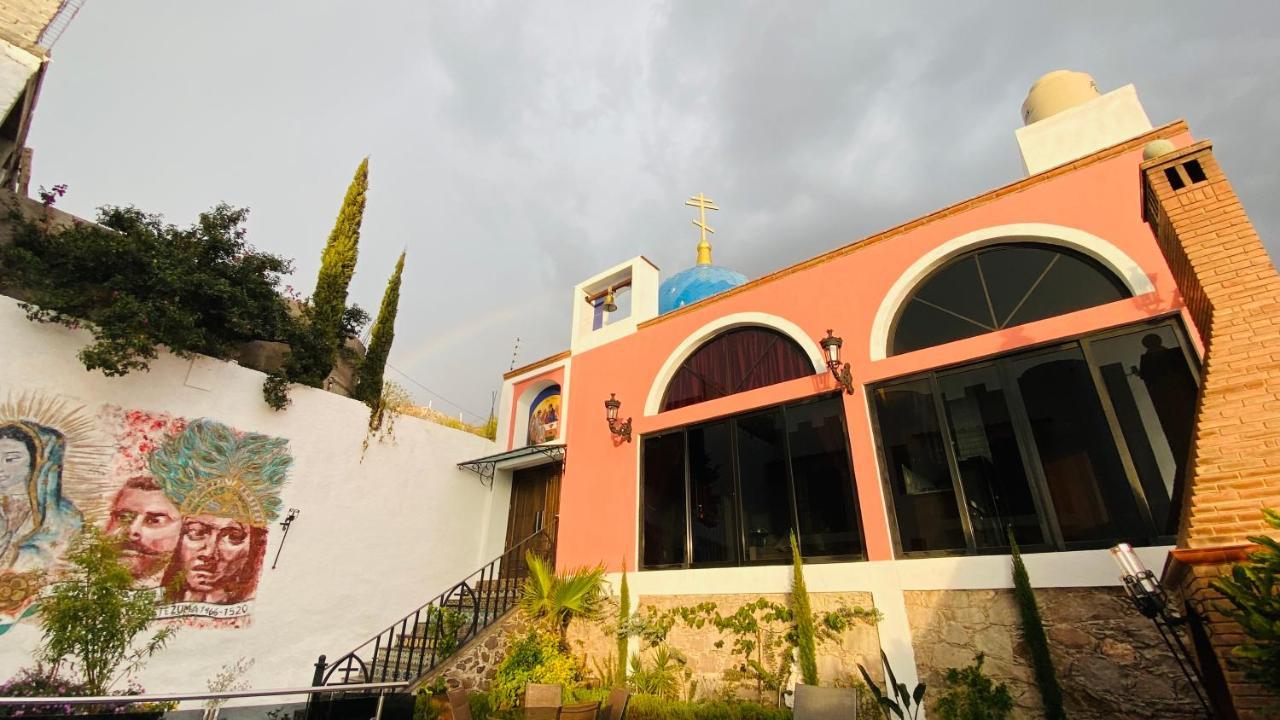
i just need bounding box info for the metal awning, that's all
[457,443,566,485]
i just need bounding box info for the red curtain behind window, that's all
[661,328,814,411]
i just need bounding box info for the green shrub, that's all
[1211,507,1280,692]
[933,653,1013,720]
[625,695,791,720]
[789,532,818,686]
[628,645,687,700]
[489,630,580,709]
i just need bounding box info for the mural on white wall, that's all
[0,391,291,634]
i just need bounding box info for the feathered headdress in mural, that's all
[148,419,292,527]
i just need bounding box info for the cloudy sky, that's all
[29,1,1280,422]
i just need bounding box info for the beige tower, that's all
[1015,69,1153,176]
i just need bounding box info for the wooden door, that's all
[504,464,562,575]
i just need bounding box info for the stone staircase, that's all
[311,527,554,688]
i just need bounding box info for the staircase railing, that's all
[313,522,557,687]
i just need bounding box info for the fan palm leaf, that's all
[519,552,606,646]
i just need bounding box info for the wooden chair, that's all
[602,688,631,720]
[447,689,472,720]
[792,684,860,720]
[559,701,601,720]
[525,683,563,708]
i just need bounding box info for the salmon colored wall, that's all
[555,134,1198,572]
[507,365,566,451]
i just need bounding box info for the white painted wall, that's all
[0,297,500,707]
[1015,84,1153,175]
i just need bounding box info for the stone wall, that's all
[421,612,531,692]
[905,587,1203,719]
[595,592,882,702]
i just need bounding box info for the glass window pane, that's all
[976,245,1055,326]
[1013,348,1146,544]
[893,301,991,356]
[661,328,813,411]
[689,421,738,564]
[938,366,1043,547]
[913,256,994,330]
[1006,252,1129,328]
[642,432,687,567]
[736,410,793,562]
[786,398,862,558]
[1090,327,1198,535]
[873,379,967,552]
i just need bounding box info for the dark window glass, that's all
[1090,327,1198,534]
[1013,348,1145,544]
[938,366,1043,547]
[892,243,1131,356]
[661,328,813,411]
[688,421,738,564]
[873,379,966,552]
[736,410,794,563]
[787,398,862,557]
[641,432,686,567]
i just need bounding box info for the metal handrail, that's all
[0,681,407,705]
[316,521,557,686]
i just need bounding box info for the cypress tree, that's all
[307,157,368,383]
[1009,529,1066,719]
[354,251,405,408]
[616,563,630,686]
[790,531,819,686]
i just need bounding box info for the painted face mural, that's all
[0,395,291,633]
[149,417,290,622]
[104,477,181,586]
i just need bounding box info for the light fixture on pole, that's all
[604,393,632,443]
[271,508,301,570]
[1109,543,1215,718]
[819,330,854,395]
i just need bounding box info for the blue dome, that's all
[659,264,748,314]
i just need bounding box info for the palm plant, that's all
[519,552,606,648]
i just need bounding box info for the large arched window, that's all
[661,327,814,412]
[890,243,1131,356]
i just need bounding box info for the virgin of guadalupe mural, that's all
[0,392,110,635]
[147,418,291,624]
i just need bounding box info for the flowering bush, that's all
[488,630,581,709]
[0,667,174,717]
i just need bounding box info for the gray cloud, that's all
[27,1,1280,421]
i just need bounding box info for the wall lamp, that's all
[820,330,855,395]
[604,393,632,443]
[1110,543,1214,718]
[271,508,301,570]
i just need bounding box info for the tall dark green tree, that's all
[1009,530,1066,720]
[297,157,369,386]
[790,532,819,686]
[354,251,405,409]
[617,562,631,686]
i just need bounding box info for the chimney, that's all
[1015,70,1153,175]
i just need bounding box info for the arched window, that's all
[890,243,1131,356]
[661,327,814,412]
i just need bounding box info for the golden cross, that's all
[685,193,719,265]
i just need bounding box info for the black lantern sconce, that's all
[820,330,854,395]
[271,508,301,570]
[604,393,632,443]
[1110,543,1215,719]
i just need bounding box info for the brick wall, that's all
[1141,140,1280,719]
[0,0,61,48]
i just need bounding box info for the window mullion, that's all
[929,373,978,552]
[997,358,1067,550]
[780,405,802,556]
[682,429,693,569]
[1079,337,1159,540]
[729,418,746,567]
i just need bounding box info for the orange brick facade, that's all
[1142,141,1280,718]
